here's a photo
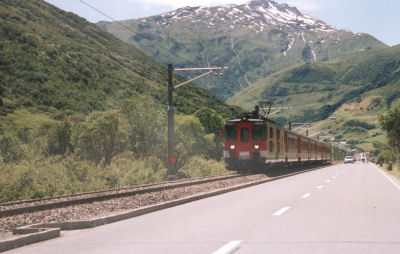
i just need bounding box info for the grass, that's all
[382,163,400,181]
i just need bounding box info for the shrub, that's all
[74,111,127,166]
[177,156,229,178]
[0,134,22,162]
[108,153,167,187]
[0,156,109,202]
[376,150,395,165]
[120,95,166,160]
[44,119,72,155]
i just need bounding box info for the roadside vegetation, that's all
[377,107,400,177]
[0,96,230,202]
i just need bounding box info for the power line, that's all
[77,0,198,66]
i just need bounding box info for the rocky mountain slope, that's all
[98,0,387,100]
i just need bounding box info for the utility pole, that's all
[167,64,228,177]
[167,64,175,176]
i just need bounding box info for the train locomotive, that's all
[223,105,330,170]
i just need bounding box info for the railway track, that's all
[0,173,245,218]
[0,163,330,239]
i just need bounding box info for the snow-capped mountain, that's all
[98,0,387,100]
[156,0,334,33]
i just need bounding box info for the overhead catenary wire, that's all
[76,0,198,66]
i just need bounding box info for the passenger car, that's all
[344,156,354,164]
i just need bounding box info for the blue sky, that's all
[44,0,400,46]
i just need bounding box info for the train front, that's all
[223,118,267,170]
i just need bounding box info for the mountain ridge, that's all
[98,0,387,100]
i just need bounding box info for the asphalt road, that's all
[6,163,400,254]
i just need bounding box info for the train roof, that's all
[225,118,280,125]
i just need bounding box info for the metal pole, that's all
[167,64,175,176]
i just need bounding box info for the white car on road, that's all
[344,156,354,164]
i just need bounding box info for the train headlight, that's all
[254,144,259,150]
[230,145,235,150]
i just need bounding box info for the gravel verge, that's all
[0,174,268,240]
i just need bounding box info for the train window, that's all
[269,141,273,152]
[269,127,274,139]
[240,128,249,142]
[224,126,237,140]
[277,141,280,153]
[252,126,266,140]
[276,129,280,140]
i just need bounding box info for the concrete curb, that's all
[0,165,329,252]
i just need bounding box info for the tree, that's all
[379,107,400,158]
[175,115,207,169]
[74,111,127,166]
[120,95,167,160]
[194,108,224,160]
[194,108,224,135]
[44,119,72,155]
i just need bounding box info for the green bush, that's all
[177,156,228,178]
[74,111,127,165]
[108,153,167,187]
[44,119,73,155]
[0,134,22,162]
[0,156,109,202]
[175,115,207,169]
[376,150,395,165]
[121,95,167,160]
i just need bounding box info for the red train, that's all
[223,106,330,170]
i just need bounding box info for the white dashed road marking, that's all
[302,193,312,198]
[273,207,291,216]
[213,241,242,254]
[326,179,331,183]
[316,185,323,189]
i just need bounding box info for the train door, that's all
[238,124,251,160]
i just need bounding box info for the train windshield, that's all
[224,125,237,140]
[252,125,266,140]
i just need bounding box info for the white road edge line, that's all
[213,241,242,254]
[273,207,291,216]
[326,179,331,183]
[374,165,400,192]
[316,185,323,189]
[302,193,312,198]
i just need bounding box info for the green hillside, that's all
[0,0,239,118]
[0,0,239,202]
[229,45,400,152]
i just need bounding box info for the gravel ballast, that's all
[0,174,268,239]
